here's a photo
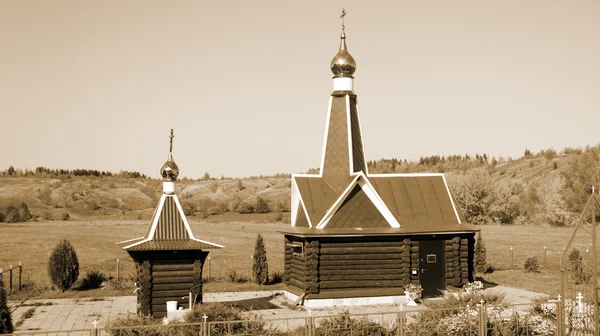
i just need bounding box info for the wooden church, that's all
[119,130,223,318]
[283,11,479,307]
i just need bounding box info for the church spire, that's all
[330,8,356,90]
[160,129,179,194]
[320,9,367,187]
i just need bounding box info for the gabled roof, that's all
[122,193,223,251]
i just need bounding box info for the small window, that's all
[287,242,304,257]
[427,254,437,263]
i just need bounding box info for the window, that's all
[287,242,304,257]
[427,254,437,263]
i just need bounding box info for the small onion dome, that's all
[160,153,179,181]
[330,32,356,78]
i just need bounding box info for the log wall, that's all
[284,233,476,299]
[134,258,204,318]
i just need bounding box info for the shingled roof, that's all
[123,193,223,251]
[288,27,475,234]
[121,130,223,251]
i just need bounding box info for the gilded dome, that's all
[330,30,356,77]
[160,129,179,181]
[160,153,179,181]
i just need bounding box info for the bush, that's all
[255,197,270,214]
[236,201,254,214]
[252,234,269,285]
[76,270,108,290]
[524,256,540,273]
[106,313,161,336]
[316,311,390,336]
[474,233,487,273]
[226,269,248,283]
[0,277,13,334]
[48,239,79,291]
[184,302,265,336]
[3,202,32,223]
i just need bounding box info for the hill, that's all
[0,145,598,226]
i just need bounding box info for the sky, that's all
[1,1,599,179]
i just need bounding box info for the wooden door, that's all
[419,240,445,298]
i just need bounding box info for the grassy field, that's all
[0,217,289,300]
[1,219,596,300]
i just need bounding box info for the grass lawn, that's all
[1,217,289,300]
[1,218,595,300]
[478,223,598,297]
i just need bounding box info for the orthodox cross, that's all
[169,129,174,154]
[340,8,346,34]
[576,292,584,313]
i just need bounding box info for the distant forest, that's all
[1,145,599,227]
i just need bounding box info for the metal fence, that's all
[9,300,590,336]
[0,263,23,294]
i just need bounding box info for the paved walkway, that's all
[7,286,548,334]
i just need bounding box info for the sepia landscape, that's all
[1,1,599,335]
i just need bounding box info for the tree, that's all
[474,233,488,273]
[252,234,269,285]
[6,166,14,176]
[0,277,13,334]
[255,197,270,214]
[48,239,79,291]
[536,176,573,226]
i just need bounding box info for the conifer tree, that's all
[0,277,13,334]
[48,239,79,291]
[474,233,488,273]
[252,234,269,285]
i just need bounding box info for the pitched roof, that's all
[123,193,223,251]
[369,174,462,231]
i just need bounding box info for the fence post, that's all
[510,247,513,270]
[9,265,12,294]
[250,255,254,280]
[478,300,486,336]
[92,319,98,336]
[307,310,313,336]
[555,295,563,336]
[116,259,120,286]
[397,304,404,336]
[18,262,22,290]
[202,314,208,336]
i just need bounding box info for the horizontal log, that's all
[320,280,405,289]
[153,276,193,284]
[152,270,195,278]
[319,247,406,255]
[319,268,401,276]
[460,252,469,258]
[287,278,305,290]
[320,254,404,261]
[152,297,188,306]
[289,264,307,275]
[460,246,468,252]
[319,274,405,281]
[152,289,190,298]
[461,239,469,244]
[320,259,405,267]
[320,242,403,249]
[152,283,194,291]
[152,264,194,271]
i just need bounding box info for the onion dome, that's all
[160,129,179,181]
[330,8,356,78]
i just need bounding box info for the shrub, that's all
[236,201,254,214]
[226,270,248,283]
[268,271,283,285]
[252,234,269,285]
[315,312,390,336]
[255,197,270,214]
[106,313,161,336]
[474,233,487,273]
[48,239,79,291]
[524,256,540,273]
[0,277,13,334]
[184,302,265,336]
[76,270,108,290]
